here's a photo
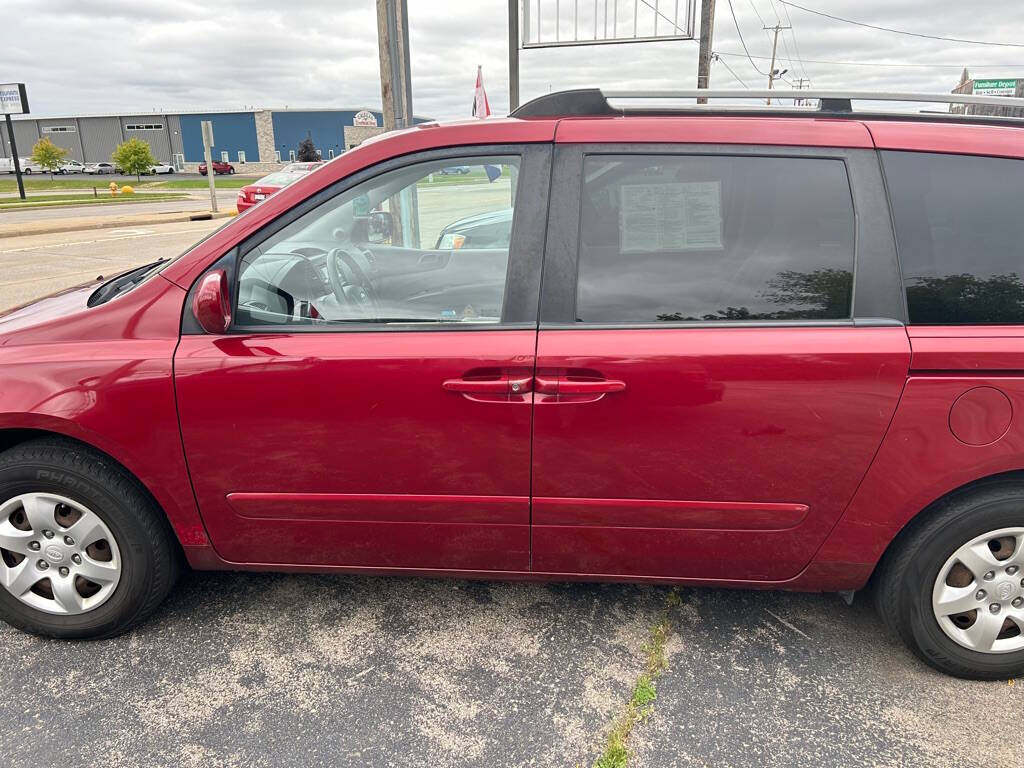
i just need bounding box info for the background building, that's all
[0,107,431,173]
[951,70,1024,117]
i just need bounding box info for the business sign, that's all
[974,79,1018,96]
[0,83,29,115]
[353,110,378,127]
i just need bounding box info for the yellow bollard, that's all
[109,182,119,196]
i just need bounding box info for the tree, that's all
[296,135,319,162]
[31,137,70,179]
[111,137,156,181]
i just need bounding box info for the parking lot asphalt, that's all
[0,222,1020,768]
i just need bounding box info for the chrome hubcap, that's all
[0,493,121,615]
[932,527,1024,654]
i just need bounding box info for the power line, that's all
[779,1,1024,49]
[776,0,809,81]
[725,0,770,75]
[712,49,1024,69]
[712,52,751,87]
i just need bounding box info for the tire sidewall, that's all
[0,456,155,637]
[905,496,1024,678]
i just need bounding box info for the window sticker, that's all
[619,181,723,252]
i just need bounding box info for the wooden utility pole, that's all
[376,0,414,131]
[764,23,791,104]
[509,0,520,111]
[696,0,716,104]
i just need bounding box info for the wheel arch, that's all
[0,423,208,551]
[869,469,1024,585]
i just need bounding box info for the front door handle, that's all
[443,374,533,396]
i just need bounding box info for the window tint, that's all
[883,151,1024,324]
[236,156,519,327]
[575,155,855,323]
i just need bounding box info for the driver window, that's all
[235,155,520,327]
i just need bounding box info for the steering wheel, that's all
[326,246,378,312]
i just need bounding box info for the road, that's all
[0,220,222,309]
[0,221,1020,768]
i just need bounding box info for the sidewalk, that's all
[0,207,236,238]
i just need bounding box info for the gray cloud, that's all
[3,0,1024,120]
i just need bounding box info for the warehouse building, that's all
[0,107,430,173]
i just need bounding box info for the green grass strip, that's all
[593,589,681,768]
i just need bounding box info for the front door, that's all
[530,145,911,581]
[175,147,550,571]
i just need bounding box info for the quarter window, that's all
[575,154,855,323]
[236,156,520,327]
[883,151,1024,324]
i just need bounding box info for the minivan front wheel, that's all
[0,439,179,639]
[875,484,1024,679]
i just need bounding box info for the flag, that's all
[472,65,491,119]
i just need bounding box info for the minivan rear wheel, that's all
[0,439,180,639]
[874,483,1024,679]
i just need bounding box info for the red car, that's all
[236,162,324,212]
[2,88,1024,679]
[198,160,235,176]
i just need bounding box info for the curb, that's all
[0,209,237,239]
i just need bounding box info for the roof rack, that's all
[511,88,1024,121]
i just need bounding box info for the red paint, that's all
[555,116,874,148]
[865,120,1024,160]
[3,112,1024,596]
[173,331,536,569]
[948,387,1012,446]
[530,327,910,580]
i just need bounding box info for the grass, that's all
[0,176,256,193]
[592,589,680,768]
[0,193,188,210]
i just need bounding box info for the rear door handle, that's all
[534,375,626,397]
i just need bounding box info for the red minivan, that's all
[2,89,1023,679]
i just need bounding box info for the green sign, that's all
[974,79,1018,96]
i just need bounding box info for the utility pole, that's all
[764,22,791,104]
[376,0,414,132]
[696,0,716,104]
[201,120,217,213]
[509,0,520,111]
[792,77,810,106]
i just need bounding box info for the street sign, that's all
[974,79,1018,97]
[0,83,29,115]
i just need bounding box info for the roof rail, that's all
[511,88,1024,119]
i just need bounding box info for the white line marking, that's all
[764,609,813,640]
[0,225,214,255]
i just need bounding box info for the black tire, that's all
[873,481,1024,679]
[23,168,31,174]
[0,438,180,639]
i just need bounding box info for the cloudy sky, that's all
[3,0,1024,119]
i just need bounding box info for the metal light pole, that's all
[201,120,218,213]
[4,114,25,200]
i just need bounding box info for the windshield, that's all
[253,171,306,187]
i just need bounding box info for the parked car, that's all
[55,160,86,175]
[147,162,175,175]
[83,162,116,175]
[438,165,471,175]
[434,208,513,250]
[198,160,235,176]
[236,162,324,213]
[4,88,1024,680]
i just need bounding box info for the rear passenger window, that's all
[575,155,855,323]
[883,151,1024,325]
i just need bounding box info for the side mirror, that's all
[368,209,394,243]
[192,269,231,334]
